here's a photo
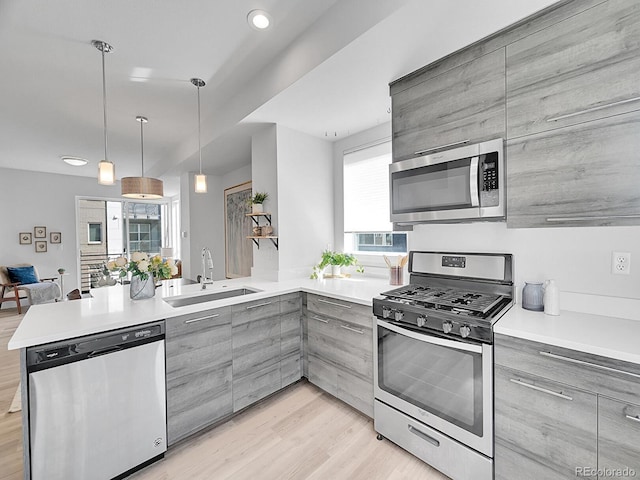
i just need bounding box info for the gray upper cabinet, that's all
[165,307,233,445]
[505,0,640,228]
[506,112,640,228]
[391,48,506,162]
[506,0,640,139]
[494,333,640,479]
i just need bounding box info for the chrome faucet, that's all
[200,247,214,289]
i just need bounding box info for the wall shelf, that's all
[246,213,278,249]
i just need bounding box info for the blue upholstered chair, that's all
[0,264,60,314]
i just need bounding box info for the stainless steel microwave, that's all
[390,138,505,224]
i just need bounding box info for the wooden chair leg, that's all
[14,287,21,315]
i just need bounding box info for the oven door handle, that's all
[377,319,483,354]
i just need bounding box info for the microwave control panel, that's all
[481,152,499,207]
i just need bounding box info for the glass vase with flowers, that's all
[108,252,178,300]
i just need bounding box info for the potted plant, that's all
[250,192,269,213]
[310,249,364,279]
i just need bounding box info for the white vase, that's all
[130,274,156,300]
[252,203,264,214]
[331,265,341,277]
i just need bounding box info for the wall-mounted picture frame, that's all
[34,226,46,238]
[224,181,253,279]
[19,232,32,245]
[50,232,62,244]
[35,241,47,253]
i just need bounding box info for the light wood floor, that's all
[0,307,449,480]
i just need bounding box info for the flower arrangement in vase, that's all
[310,250,364,279]
[108,252,177,299]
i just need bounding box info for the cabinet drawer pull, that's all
[408,425,440,447]
[546,95,640,122]
[414,139,469,156]
[184,313,220,324]
[246,302,272,310]
[340,324,364,335]
[317,299,351,309]
[625,414,640,424]
[539,351,640,379]
[546,214,640,223]
[510,378,573,401]
[310,315,329,324]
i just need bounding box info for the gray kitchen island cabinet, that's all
[306,293,374,417]
[494,333,640,480]
[390,48,505,163]
[165,306,233,445]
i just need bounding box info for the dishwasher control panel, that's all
[27,322,165,370]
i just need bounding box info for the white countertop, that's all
[8,275,391,350]
[494,304,640,364]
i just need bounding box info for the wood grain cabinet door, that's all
[506,0,640,139]
[598,396,640,478]
[391,48,505,162]
[165,308,233,445]
[494,365,598,480]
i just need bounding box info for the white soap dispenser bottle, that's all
[543,279,560,316]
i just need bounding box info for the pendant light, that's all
[121,116,164,199]
[191,78,207,193]
[92,40,116,185]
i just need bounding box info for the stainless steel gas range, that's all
[373,251,514,480]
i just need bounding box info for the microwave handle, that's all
[469,156,479,207]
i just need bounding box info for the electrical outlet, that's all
[612,251,631,275]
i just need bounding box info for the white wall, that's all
[276,125,334,279]
[180,165,252,281]
[251,125,279,279]
[332,123,640,300]
[0,167,122,294]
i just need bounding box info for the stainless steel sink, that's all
[164,287,261,307]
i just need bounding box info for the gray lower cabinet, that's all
[165,307,233,445]
[306,294,373,417]
[495,333,640,479]
[494,365,597,480]
[391,48,505,162]
[232,297,282,412]
[598,396,640,478]
[280,292,303,388]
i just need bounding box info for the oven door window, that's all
[378,325,483,436]
[391,158,475,213]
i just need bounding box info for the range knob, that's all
[459,325,471,338]
[382,306,391,319]
[417,315,427,327]
[394,310,404,321]
[442,321,453,334]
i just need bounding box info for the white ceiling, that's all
[0,0,560,196]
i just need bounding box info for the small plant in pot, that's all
[250,192,269,213]
[310,249,364,279]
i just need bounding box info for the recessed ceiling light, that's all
[247,10,271,30]
[62,156,88,166]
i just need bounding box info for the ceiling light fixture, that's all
[191,78,207,194]
[61,156,88,166]
[121,116,164,199]
[92,40,116,185]
[247,10,271,30]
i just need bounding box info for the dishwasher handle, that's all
[88,346,124,358]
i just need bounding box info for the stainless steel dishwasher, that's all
[26,322,167,480]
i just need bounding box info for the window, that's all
[88,223,103,244]
[343,140,407,254]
